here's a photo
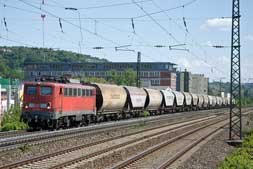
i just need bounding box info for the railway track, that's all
[0,109,248,169]
[0,130,28,140]
[111,113,250,169]
[0,108,227,152]
[0,111,229,169]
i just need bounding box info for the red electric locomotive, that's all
[22,81,96,129]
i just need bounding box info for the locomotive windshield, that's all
[26,86,36,95]
[41,86,53,95]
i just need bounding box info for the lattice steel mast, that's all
[229,0,242,142]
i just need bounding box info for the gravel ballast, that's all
[0,111,220,166]
[177,111,253,169]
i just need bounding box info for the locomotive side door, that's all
[59,87,63,113]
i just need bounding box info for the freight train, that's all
[21,78,230,130]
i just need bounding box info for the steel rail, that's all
[0,114,222,169]
[112,111,251,169]
[111,119,230,169]
[48,116,225,169]
[157,123,226,169]
[0,109,226,152]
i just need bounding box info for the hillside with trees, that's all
[0,46,107,79]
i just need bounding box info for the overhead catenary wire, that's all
[0,0,231,74]
[1,0,154,61]
[149,0,227,77]
[134,0,198,19]
[0,2,41,15]
[131,0,181,45]
[0,35,36,47]
[18,0,123,46]
[78,0,152,10]
[0,0,167,62]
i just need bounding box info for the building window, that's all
[149,72,154,77]
[140,72,144,77]
[144,72,148,77]
[151,79,160,86]
[154,72,160,77]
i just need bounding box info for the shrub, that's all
[143,111,150,117]
[0,106,28,131]
[219,133,253,169]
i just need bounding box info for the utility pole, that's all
[136,52,141,88]
[41,14,46,61]
[219,79,222,96]
[0,84,2,121]
[220,77,225,97]
[65,7,83,54]
[228,0,242,144]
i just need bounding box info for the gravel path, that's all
[176,112,253,169]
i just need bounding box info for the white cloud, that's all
[206,18,231,27]
[201,18,232,31]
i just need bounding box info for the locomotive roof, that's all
[24,81,95,89]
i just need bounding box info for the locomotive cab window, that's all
[41,86,53,95]
[73,88,77,96]
[85,89,90,96]
[69,88,73,96]
[78,88,81,96]
[64,88,68,96]
[26,86,36,95]
[82,89,85,96]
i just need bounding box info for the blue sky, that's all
[0,0,252,82]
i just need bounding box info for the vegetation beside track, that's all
[0,106,28,131]
[219,112,253,169]
[241,97,253,106]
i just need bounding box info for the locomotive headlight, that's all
[47,103,51,110]
[25,105,28,109]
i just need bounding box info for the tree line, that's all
[0,46,107,79]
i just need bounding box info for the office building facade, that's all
[24,62,177,90]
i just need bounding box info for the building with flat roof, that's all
[190,74,209,95]
[176,71,208,95]
[24,62,177,90]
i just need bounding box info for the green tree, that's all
[107,69,137,86]
[0,46,107,80]
[82,77,108,84]
[121,69,137,86]
[107,70,121,85]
